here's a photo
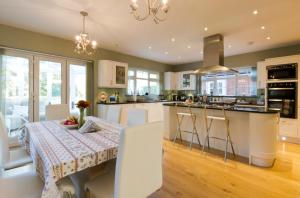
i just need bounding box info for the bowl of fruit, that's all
[61,116,79,129]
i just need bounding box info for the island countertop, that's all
[163,102,279,114]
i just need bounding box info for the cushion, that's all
[78,120,102,134]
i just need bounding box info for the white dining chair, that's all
[85,121,164,198]
[0,169,77,198]
[45,104,70,121]
[127,108,148,126]
[106,106,121,124]
[0,113,32,171]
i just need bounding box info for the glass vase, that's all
[78,108,85,128]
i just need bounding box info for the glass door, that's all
[0,51,33,133]
[34,56,67,121]
[67,61,87,115]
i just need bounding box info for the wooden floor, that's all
[150,140,300,198]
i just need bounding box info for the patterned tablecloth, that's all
[24,116,123,198]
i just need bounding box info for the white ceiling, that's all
[0,0,300,65]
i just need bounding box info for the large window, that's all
[127,69,160,95]
[201,67,257,96]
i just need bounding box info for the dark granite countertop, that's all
[97,100,172,105]
[163,103,279,114]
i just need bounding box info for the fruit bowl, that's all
[60,116,79,129]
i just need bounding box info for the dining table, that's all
[24,116,124,198]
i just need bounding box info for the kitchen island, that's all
[163,103,279,167]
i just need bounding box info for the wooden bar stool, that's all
[173,104,201,149]
[202,105,236,161]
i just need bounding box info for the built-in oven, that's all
[267,82,297,118]
[267,63,297,80]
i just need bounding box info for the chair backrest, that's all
[106,106,121,124]
[0,112,9,168]
[45,104,70,121]
[127,108,148,126]
[114,121,164,198]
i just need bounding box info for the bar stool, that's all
[202,105,236,161]
[173,104,201,149]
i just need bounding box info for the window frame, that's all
[201,66,256,96]
[127,68,160,95]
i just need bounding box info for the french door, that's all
[0,50,87,129]
[34,56,67,121]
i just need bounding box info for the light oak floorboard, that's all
[150,140,300,198]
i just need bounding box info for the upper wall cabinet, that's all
[164,72,177,90]
[256,61,267,89]
[177,71,196,90]
[98,60,128,88]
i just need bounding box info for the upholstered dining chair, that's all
[0,169,77,198]
[0,113,32,171]
[45,104,70,121]
[106,106,121,124]
[85,121,164,198]
[127,108,148,127]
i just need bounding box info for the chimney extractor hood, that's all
[194,34,238,75]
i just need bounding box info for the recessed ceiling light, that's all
[148,46,152,50]
[187,45,191,49]
[266,36,271,40]
[228,45,232,48]
[253,10,258,15]
[261,26,265,30]
[165,51,169,55]
[171,38,176,42]
[204,27,208,31]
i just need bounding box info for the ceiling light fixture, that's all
[165,51,169,55]
[266,36,271,40]
[253,10,258,15]
[204,27,208,31]
[74,11,97,55]
[130,0,170,24]
[148,46,152,50]
[187,45,191,49]
[261,26,265,30]
[171,38,176,42]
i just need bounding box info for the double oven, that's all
[267,63,298,118]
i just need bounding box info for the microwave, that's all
[267,63,297,80]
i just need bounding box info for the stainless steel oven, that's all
[267,63,297,80]
[267,82,297,118]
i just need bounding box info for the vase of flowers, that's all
[76,100,90,128]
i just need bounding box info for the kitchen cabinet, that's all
[279,118,298,138]
[164,72,177,90]
[177,71,196,90]
[98,60,128,88]
[256,61,267,89]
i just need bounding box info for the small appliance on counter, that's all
[98,92,108,103]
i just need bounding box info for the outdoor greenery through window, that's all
[201,67,257,96]
[127,69,160,95]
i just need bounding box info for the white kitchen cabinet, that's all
[177,71,196,90]
[279,118,298,138]
[98,60,128,88]
[164,72,177,90]
[256,61,267,89]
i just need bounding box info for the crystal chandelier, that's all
[130,0,170,24]
[74,11,97,55]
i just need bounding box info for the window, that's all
[127,69,160,95]
[201,67,257,96]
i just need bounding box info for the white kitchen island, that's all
[163,103,280,167]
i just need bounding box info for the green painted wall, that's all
[172,44,300,72]
[0,24,171,115]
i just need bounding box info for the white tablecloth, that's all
[25,116,123,198]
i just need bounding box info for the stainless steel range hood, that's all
[194,34,238,75]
